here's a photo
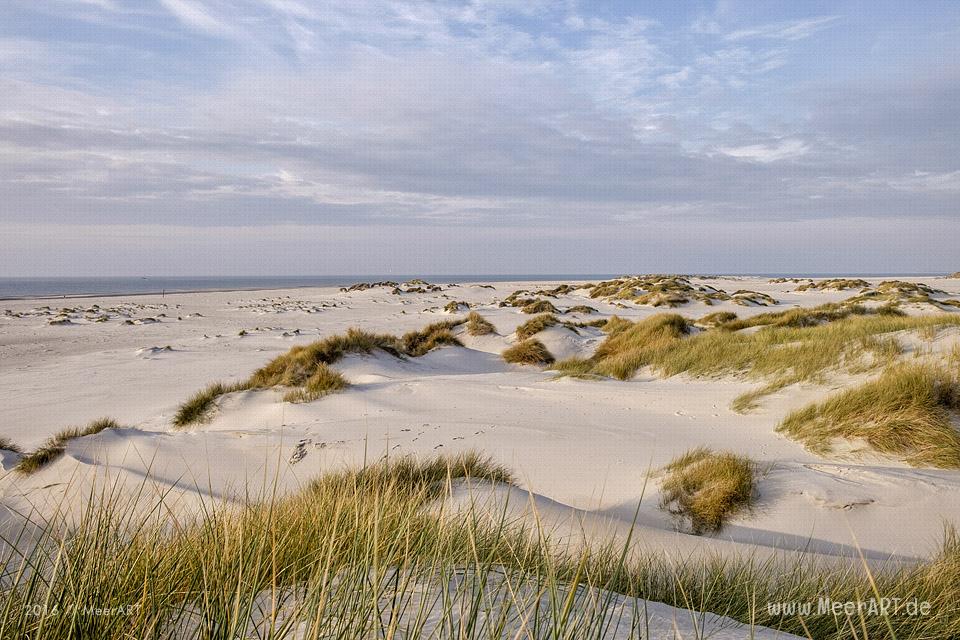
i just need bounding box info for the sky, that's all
[1,0,958,276]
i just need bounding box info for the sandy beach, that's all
[3,275,959,555]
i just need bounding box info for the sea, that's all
[0,274,945,300]
[0,275,616,300]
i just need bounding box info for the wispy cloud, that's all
[0,1,957,272]
[725,16,839,42]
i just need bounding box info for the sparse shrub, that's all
[660,448,754,534]
[502,339,555,366]
[515,313,558,340]
[16,418,119,474]
[778,364,960,468]
[465,311,496,336]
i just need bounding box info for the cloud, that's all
[725,16,839,42]
[157,0,235,37]
[718,138,809,163]
[0,1,958,272]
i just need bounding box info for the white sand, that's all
[2,276,960,630]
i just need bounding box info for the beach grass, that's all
[0,437,22,454]
[521,299,560,314]
[3,452,960,638]
[16,418,119,474]
[174,321,467,425]
[566,305,598,314]
[502,339,555,366]
[777,363,960,468]
[465,310,496,336]
[400,320,464,356]
[558,310,960,410]
[660,447,755,534]
[515,313,558,340]
[282,364,349,403]
[172,381,247,427]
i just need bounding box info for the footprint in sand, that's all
[289,439,311,464]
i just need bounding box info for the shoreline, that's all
[2,272,955,302]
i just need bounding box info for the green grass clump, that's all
[721,302,901,331]
[660,448,755,534]
[589,313,690,379]
[796,278,871,291]
[515,313,558,340]
[175,322,469,426]
[600,315,632,335]
[248,328,403,389]
[557,309,960,409]
[502,339,555,366]
[400,320,464,356]
[172,381,247,427]
[282,365,349,403]
[730,290,778,306]
[778,364,960,468]
[465,311,496,336]
[521,299,560,314]
[698,311,738,327]
[565,305,598,314]
[16,418,119,474]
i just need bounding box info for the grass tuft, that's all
[172,381,246,427]
[777,364,960,468]
[465,311,496,336]
[282,365,349,403]
[521,299,560,314]
[401,320,464,357]
[565,305,598,314]
[515,313,558,340]
[16,418,119,474]
[589,313,690,380]
[698,311,738,327]
[502,339,555,366]
[660,447,755,534]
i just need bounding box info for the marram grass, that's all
[556,310,960,411]
[174,320,467,426]
[465,310,496,336]
[15,417,119,474]
[3,453,960,639]
[502,339,555,366]
[660,447,755,534]
[778,363,960,468]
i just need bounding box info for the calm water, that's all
[0,275,618,300]
[0,273,944,300]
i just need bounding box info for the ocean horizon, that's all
[0,273,951,300]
